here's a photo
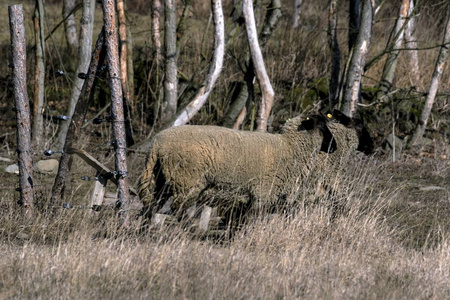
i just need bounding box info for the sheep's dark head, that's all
[298,114,337,154]
[332,110,374,155]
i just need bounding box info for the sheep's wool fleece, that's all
[139,120,324,208]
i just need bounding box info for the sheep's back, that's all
[149,125,295,191]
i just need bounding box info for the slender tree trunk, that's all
[292,0,303,29]
[176,0,191,49]
[161,0,178,124]
[342,0,374,117]
[116,0,134,147]
[404,0,420,86]
[102,0,131,225]
[377,0,410,97]
[349,0,360,51]
[33,0,45,148]
[63,0,79,52]
[51,29,105,205]
[408,2,450,148]
[167,0,225,128]
[243,0,275,132]
[152,0,162,66]
[126,23,135,108]
[9,4,34,216]
[116,0,130,106]
[328,0,340,105]
[53,0,95,151]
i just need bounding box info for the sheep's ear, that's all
[298,118,316,131]
[319,124,337,154]
[332,109,353,127]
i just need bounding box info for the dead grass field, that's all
[1,0,450,298]
[0,154,449,299]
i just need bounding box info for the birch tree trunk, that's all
[328,0,340,104]
[51,29,105,205]
[377,0,410,97]
[404,0,420,86]
[33,0,45,147]
[102,0,131,225]
[408,2,450,148]
[9,4,34,216]
[152,0,162,67]
[53,0,95,151]
[63,0,79,52]
[243,0,275,132]
[222,0,281,129]
[160,0,178,124]
[167,0,225,128]
[341,0,374,118]
[292,0,303,29]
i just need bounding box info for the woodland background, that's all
[0,0,449,299]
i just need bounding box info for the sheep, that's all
[137,110,372,220]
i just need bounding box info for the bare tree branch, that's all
[243,0,275,132]
[168,0,225,128]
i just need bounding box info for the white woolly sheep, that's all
[137,110,372,219]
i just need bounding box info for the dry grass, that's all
[1,156,449,299]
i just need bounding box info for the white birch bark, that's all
[342,0,374,118]
[152,0,162,66]
[292,0,303,29]
[243,0,275,132]
[161,0,178,124]
[404,0,420,85]
[169,0,225,128]
[378,0,410,96]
